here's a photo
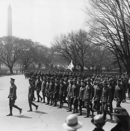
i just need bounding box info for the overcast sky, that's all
[0,0,89,47]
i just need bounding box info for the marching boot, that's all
[78,107,82,116]
[13,105,22,114]
[36,105,38,110]
[7,106,13,116]
[43,97,45,103]
[76,109,79,113]
[84,108,90,118]
[28,102,32,111]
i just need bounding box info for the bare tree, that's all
[34,43,52,69]
[17,39,35,71]
[0,36,23,74]
[52,30,91,71]
[86,0,130,75]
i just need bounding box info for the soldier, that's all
[45,77,50,105]
[93,80,102,114]
[67,78,73,111]
[108,79,114,107]
[78,80,85,116]
[71,79,78,113]
[107,79,113,120]
[83,79,93,118]
[7,78,22,116]
[115,79,123,107]
[59,78,65,108]
[49,77,54,105]
[74,78,81,113]
[128,78,130,99]
[41,77,46,103]
[121,77,126,103]
[35,76,42,102]
[30,75,36,101]
[63,77,68,104]
[28,79,38,111]
[100,80,109,114]
[110,77,116,103]
[53,78,59,106]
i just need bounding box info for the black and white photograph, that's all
[0,0,130,131]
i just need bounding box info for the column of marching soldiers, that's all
[26,71,130,119]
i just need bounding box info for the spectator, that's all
[63,114,82,131]
[111,107,130,131]
[91,114,106,131]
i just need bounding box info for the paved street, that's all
[0,75,130,131]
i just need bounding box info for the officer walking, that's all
[7,78,22,116]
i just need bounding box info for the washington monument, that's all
[7,5,12,36]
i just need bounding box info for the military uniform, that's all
[115,80,123,107]
[48,78,54,105]
[67,80,73,111]
[28,79,38,111]
[101,82,109,113]
[71,80,78,113]
[53,79,59,106]
[45,79,50,104]
[35,77,42,102]
[128,78,130,99]
[7,78,22,116]
[41,78,46,103]
[63,78,68,104]
[121,78,127,102]
[107,81,113,113]
[78,81,85,115]
[93,82,102,114]
[75,79,81,113]
[83,81,93,117]
[59,79,64,108]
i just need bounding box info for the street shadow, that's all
[126,97,130,100]
[62,105,68,110]
[0,89,3,90]
[125,101,130,104]
[34,111,47,114]
[14,115,32,119]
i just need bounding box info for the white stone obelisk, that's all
[7,5,12,36]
